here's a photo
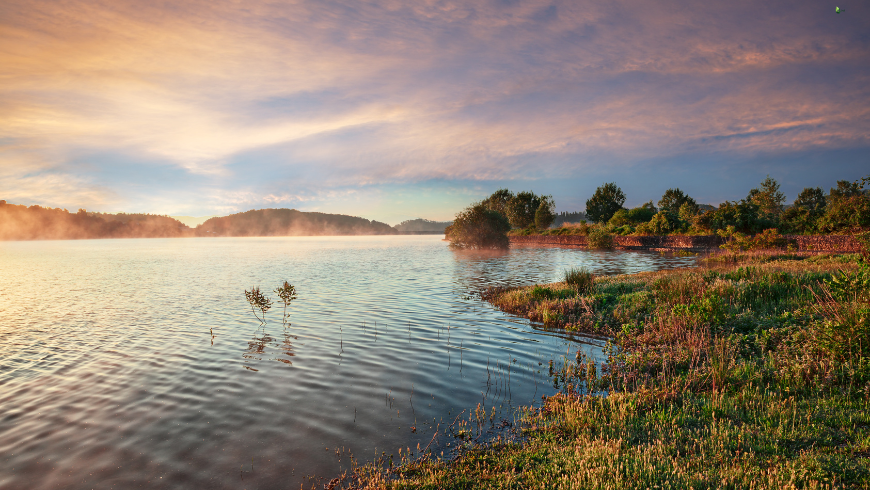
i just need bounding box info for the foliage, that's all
[816,194,870,233]
[563,267,594,293]
[718,227,791,252]
[627,202,657,223]
[647,210,680,235]
[585,183,626,224]
[607,208,630,227]
[696,200,774,234]
[481,188,514,217]
[448,202,512,249]
[506,191,543,229]
[794,186,827,214]
[657,188,697,214]
[586,226,614,249]
[746,175,786,219]
[245,286,273,323]
[829,179,864,202]
[677,201,697,224]
[534,196,556,230]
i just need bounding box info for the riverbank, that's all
[343,250,870,489]
[509,234,867,253]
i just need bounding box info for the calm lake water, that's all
[0,236,697,489]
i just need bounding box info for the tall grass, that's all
[563,267,594,293]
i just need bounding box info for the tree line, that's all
[447,175,870,249]
[0,201,191,240]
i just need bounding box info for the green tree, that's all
[829,180,864,202]
[781,187,826,234]
[817,194,870,232]
[657,189,698,214]
[678,202,698,225]
[747,176,786,219]
[448,202,511,249]
[586,183,626,224]
[507,191,542,229]
[534,195,556,229]
[794,187,827,214]
[696,201,774,234]
[481,188,514,217]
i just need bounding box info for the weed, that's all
[563,267,594,293]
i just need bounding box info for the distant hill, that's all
[0,201,191,240]
[196,208,397,236]
[394,218,452,233]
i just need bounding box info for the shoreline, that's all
[338,249,870,488]
[508,234,866,253]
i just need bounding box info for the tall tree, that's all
[829,180,864,202]
[793,187,827,214]
[481,188,514,217]
[657,189,697,214]
[586,183,626,223]
[507,191,542,229]
[747,176,786,218]
[534,195,556,229]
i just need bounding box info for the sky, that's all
[1,0,868,225]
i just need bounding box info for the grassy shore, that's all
[344,251,870,489]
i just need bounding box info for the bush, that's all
[564,267,594,293]
[587,226,614,249]
[608,208,631,227]
[448,202,512,249]
[817,194,870,233]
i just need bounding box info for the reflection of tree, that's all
[242,327,296,367]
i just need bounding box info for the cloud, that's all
[0,0,868,217]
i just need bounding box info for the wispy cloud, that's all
[1,0,868,219]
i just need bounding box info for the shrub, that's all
[648,211,679,235]
[448,202,511,249]
[816,194,870,233]
[587,226,615,249]
[564,267,595,293]
[608,208,631,227]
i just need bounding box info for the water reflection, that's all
[241,324,297,368]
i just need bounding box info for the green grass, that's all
[339,252,870,489]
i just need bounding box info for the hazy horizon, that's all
[2,0,868,223]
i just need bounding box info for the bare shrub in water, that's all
[274,281,297,325]
[245,286,272,323]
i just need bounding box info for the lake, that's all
[0,236,697,489]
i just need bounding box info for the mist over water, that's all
[0,236,697,489]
